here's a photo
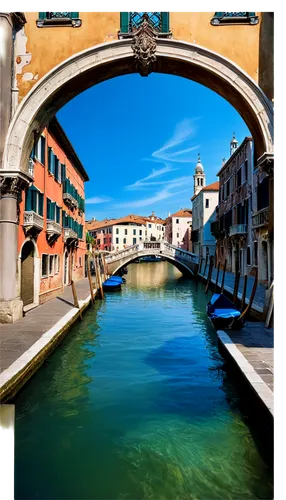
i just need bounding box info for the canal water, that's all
[14,262,273,499]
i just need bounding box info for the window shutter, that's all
[39,12,46,20]
[38,193,44,216]
[61,164,66,182]
[40,136,46,165]
[62,210,66,227]
[55,157,59,181]
[48,147,52,172]
[51,202,56,221]
[161,12,169,32]
[58,162,61,184]
[25,188,32,211]
[31,189,38,212]
[71,12,79,18]
[51,152,55,176]
[47,199,51,220]
[120,12,129,33]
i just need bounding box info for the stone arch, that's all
[2,38,273,176]
[110,254,194,277]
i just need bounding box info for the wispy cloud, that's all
[116,188,190,209]
[126,164,178,190]
[86,196,112,204]
[152,118,201,162]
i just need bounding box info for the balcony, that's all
[23,211,44,233]
[63,192,78,209]
[46,220,62,241]
[229,224,248,237]
[64,228,78,242]
[252,207,269,229]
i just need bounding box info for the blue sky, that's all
[57,73,249,221]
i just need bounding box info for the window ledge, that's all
[36,18,82,28]
[210,15,259,26]
[118,30,172,40]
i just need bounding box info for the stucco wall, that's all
[15,12,266,103]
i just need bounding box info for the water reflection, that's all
[14,262,273,500]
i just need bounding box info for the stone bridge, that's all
[105,241,200,276]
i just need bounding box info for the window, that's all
[133,238,136,245]
[125,229,128,235]
[177,233,179,238]
[97,239,100,245]
[139,229,142,235]
[120,12,170,35]
[176,219,179,224]
[200,178,203,186]
[197,178,200,186]
[42,254,49,277]
[116,237,119,244]
[116,228,119,234]
[123,238,126,244]
[247,246,251,266]
[35,135,46,165]
[253,241,258,266]
[237,168,242,188]
[49,255,54,276]
[133,229,136,235]
[79,256,82,267]
[244,160,248,182]
[205,199,209,208]
[211,12,259,26]
[25,186,44,216]
[148,224,151,228]
[37,12,81,28]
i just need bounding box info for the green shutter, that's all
[39,12,46,20]
[38,193,44,216]
[120,12,129,33]
[51,202,56,221]
[71,12,79,18]
[55,157,59,181]
[48,147,52,172]
[31,189,38,212]
[161,12,169,33]
[61,164,66,182]
[40,136,46,165]
[25,188,32,211]
[62,210,66,227]
[47,199,51,219]
[51,152,55,176]
[56,205,60,224]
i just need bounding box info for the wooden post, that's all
[102,253,108,279]
[238,268,258,321]
[241,274,248,311]
[221,259,227,294]
[214,262,220,294]
[95,256,104,299]
[265,283,274,329]
[87,254,95,306]
[100,254,107,282]
[203,255,209,277]
[199,257,203,274]
[71,280,82,320]
[233,270,241,306]
[205,256,214,293]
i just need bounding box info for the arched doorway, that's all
[21,240,34,307]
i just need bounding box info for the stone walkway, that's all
[0,278,91,373]
[217,322,273,416]
[199,265,267,312]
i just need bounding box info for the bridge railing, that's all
[163,242,199,264]
[105,243,140,262]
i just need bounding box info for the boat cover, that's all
[207,293,241,318]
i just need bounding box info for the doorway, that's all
[21,241,34,306]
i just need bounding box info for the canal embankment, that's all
[0,278,95,402]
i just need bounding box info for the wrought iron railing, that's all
[252,207,269,228]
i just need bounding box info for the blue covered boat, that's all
[206,293,244,330]
[108,276,125,284]
[102,278,122,291]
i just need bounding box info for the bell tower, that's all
[193,153,206,196]
[230,132,238,156]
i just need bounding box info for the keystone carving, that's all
[131,14,158,76]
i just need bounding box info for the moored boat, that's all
[139,256,162,262]
[206,293,244,330]
[108,276,125,284]
[102,278,122,291]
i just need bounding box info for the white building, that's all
[191,155,219,259]
[165,208,192,250]
[87,213,165,252]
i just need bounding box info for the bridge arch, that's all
[2,37,273,175]
[111,254,194,277]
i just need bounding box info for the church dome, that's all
[195,153,204,174]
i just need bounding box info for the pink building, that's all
[165,209,192,250]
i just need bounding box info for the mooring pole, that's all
[86,254,95,306]
[214,261,220,294]
[71,280,82,320]
[233,270,241,306]
[95,255,104,299]
[221,259,227,293]
[203,255,209,277]
[241,274,248,311]
[205,256,214,293]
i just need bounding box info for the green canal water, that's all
[14,262,273,499]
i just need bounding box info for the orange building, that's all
[18,117,89,309]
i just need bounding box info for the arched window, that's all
[200,178,204,186]
[197,178,200,186]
